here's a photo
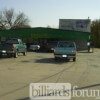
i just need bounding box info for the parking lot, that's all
[0,49,100,100]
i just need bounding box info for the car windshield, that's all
[57,42,74,47]
[6,39,19,44]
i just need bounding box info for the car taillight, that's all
[12,45,15,50]
[74,49,77,53]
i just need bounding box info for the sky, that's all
[0,0,100,28]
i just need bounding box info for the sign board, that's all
[59,19,91,32]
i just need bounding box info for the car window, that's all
[58,42,74,47]
[6,39,19,44]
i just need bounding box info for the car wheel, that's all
[7,54,12,58]
[73,58,76,62]
[0,54,2,58]
[14,51,18,58]
[23,51,27,56]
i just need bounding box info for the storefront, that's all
[0,27,90,50]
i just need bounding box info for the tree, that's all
[47,25,51,28]
[0,8,30,30]
[91,19,100,47]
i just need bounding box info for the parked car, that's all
[29,44,40,51]
[0,38,27,58]
[54,41,77,61]
[44,41,58,51]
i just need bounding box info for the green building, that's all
[0,27,90,50]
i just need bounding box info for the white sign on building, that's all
[59,19,91,32]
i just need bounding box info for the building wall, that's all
[45,39,88,51]
[74,40,88,50]
[59,39,88,50]
[0,28,90,50]
[0,28,90,40]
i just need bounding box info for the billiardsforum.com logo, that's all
[29,83,71,99]
[29,83,100,100]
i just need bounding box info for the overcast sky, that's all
[0,0,100,28]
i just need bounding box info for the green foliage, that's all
[91,19,100,47]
